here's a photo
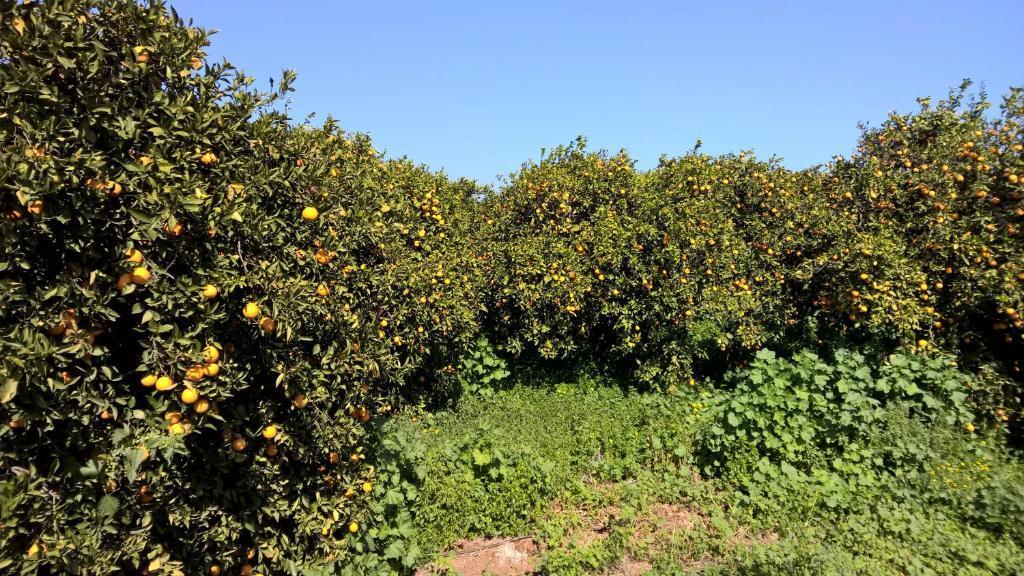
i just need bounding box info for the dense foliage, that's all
[482,89,1024,393]
[698,349,973,480]
[482,142,826,383]
[0,1,480,574]
[1,0,1022,574]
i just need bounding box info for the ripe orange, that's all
[201,284,218,299]
[181,387,199,404]
[202,346,220,363]
[292,394,308,409]
[316,283,329,296]
[131,266,151,284]
[185,365,205,382]
[301,206,319,221]
[137,484,155,503]
[259,317,275,333]
[204,362,220,377]
[140,374,158,387]
[125,248,143,263]
[231,437,247,452]
[348,521,359,533]
[155,376,175,391]
[116,273,132,290]
[243,302,260,319]
[262,425,278,440]
[199,151,218,165]
[362,481,372,493]
[194,398,211,414]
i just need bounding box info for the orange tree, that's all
[481,139,641,363]
[482,109,1021,400]
[0,1,481,574]
[283,123,484,404]
[482,139,832,384]
[816,85,1023,381]
[633,152,832,382]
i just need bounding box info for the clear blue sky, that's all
[169,0,1022,185]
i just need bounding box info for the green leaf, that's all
[98,495,119,518]
[126,448,145,482]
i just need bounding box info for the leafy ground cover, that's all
[362,349,1023,575]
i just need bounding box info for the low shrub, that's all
[697,349,973,481]
[456,337,511,398]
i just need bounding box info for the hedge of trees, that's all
[1,1,1021,574]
